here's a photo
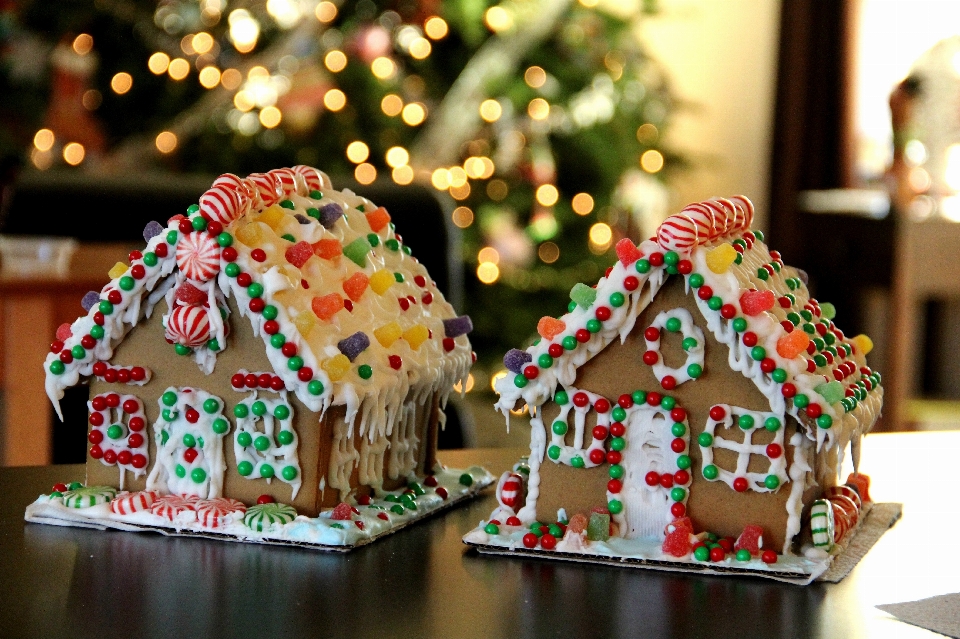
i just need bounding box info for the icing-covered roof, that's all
[495,196,881,452]
[45,167,473,434]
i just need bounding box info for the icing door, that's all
[620,407,673,540]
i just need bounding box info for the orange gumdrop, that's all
[567,513,588,534]
[311,293,344,320]
[312,239,342,260]
[776,329,810,359]
[342,272,369,302]
[366,206,391,233]
[537,316,566,340]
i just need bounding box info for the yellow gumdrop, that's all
[852,334,873,356]
[322,354,351,381]
[108,262,128,279]
[293,311,316,338]
[374,322,403,347]
[235,222,264,247]
[706,243,739,274]
[258,205,287,230]
[369,270,395,295]
[403,324,429,350]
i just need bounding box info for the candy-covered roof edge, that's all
[494,196,882,453]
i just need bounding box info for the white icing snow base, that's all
[26,466,493,551]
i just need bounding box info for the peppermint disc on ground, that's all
[269,168,297,196]
[247,172,282,207]
[150,494,200,521]
[196,497,247,528]
[176,232,220,281]
[243,502,297,532]
[110,490,159,515]
[200,184,244,226]
[64,485,117,508]
[165,305,212,347]
[657,214,697,252]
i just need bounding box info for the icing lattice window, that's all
[642,308,705,390]
[697,404,788,493]
[87,392,149,490]
[233,391,302,499]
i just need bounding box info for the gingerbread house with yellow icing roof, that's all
[28,166,490,547]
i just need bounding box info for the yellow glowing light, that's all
[381,94,403,116]
[477,262,500,284]
[371,57,396,79]
[589,222,613,246]
[181,35,196,56]
[636,123,659,144]
[168,58,190,81]
[73,34,94,56]
[452,206,474,228]
[479,99,502,122]
[464,157,486,179]
[478,246,500,265]
[259,106,282,128]
[248,66,269,81]
[604,52,624,81]
[392,165,414,185]
[572,192,594,215]
[385,146,409,168]
[325,50,347,73]
[110,72,133,95]
[324,89,346,111]
[220,68,242,90]
[524,66,546,89]
[487,179,508,200]
[31,148,52,171]
[536,184,559,207]
[479,156,495,179]
[448,167,468,188]
[198,66,221,89]
[424,16,448,39]
[452,373,475,394]
[192,32,214,54]
[528,98,550,120]
[148,52,171,75]
[33,129,55,152]
[640,149,664,173]
[431,168,451,190]
[539,241,560,264]
[946,144,960,191]
[346,141,370,164]
[450,182,471,200]
[579,0,599,6]
[234,91,255,112]
[401,102,426,126]
[355,163,377,185]
[229,9,260,53]
[409,37,431,60]
[155,131,178,154]
[485,6,513,32]
[909,167,931,193]
[490,370,507,391]
[63,142,85,166]
[82,89,101,110]
[315,1,337,23]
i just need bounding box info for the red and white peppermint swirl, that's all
[150,494,200,521]
[176,232,221,281]
[731,195,754,229]
[247,172,283,207]
[196,497,247,528]
[291,165,325,193]
[110,490,159,515]
[200,184,244,226]
[497,472,524,510]
[269,168,298,196]
[681,202,716,242]
[165,305,212,347]
[656,213,698,252]
[656,195,756,253]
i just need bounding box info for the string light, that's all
[425,16,448,39]
[33,129,54,152]
[168,58,190,80]
[355,163,376,185]
[385,146,409,168]
[485,6,513,32]
[479,99,502,122]
[198,66,221,88]
[528,98,550,120]
[640,149,664,173]
[259,106,282,128]
[228,9,260,53]
[346,141,370,163]
[409,37,431,60]
[572,192,594,215]
[452,206,474,228]
[31,148,53,170]
[477,262,500,284]
[325,50,347,73]
[248,66,269,81]
[487,179,508,200]
[589,222,613,251]
[431,168,451,190]
[452,373,475,394]
[234,91,255,112]
[148,52,171,75]
[111,72,133,95]
[155,131,178,153]
[192,32,214,54]
[392,165,414,185]
[181,35,197,56]
[478,247,500,264]
[381,94,403,116]
[265,0,302,29]
[72,34,93,56]
[401,102,426,125]
[371,57,396,79]
[220,68,242,90]
[324,89,346,111]
[82,90,101,110]
[636,123,658,144]
[464,157,486,178]
[448,167,467,188]
[450,183,471,200]
[315,1,337,23]
[536,184,559,206]
[524,66,546,89]
[63,143,85,166]
[538,241,560,264]
[529,211,558,240]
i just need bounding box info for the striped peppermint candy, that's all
[176,232,221,281]
[196,497,247,528]
[657,213,699,252]
[269,168,298,196]
[703,199,731,238]
[150,494,199,521]
[731,195,754,230]
[291,165,327,193]
[165,305,212,347]
[110,490,160,515]
[497,472,524,510]
[681,202,717,242]
[200,184,244,225]
[247,172,283,207]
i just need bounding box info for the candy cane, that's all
[247,172,283,207]
[269,168,298,196]
[200,184,245,225]
[656,213,698,252]
[681,202,716,242]
[291,165,327,193]
[731,195,755,230]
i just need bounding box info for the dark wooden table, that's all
[0,438,951,639]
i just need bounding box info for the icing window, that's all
[642,308,705,390]
[88,392,149,490]
[697,404,788,493]
[233,391,302,499]
[545,388,610,468]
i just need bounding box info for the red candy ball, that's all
[766,443,782,459]
[575,329,591,343]
[185,408,199,423]
[674,470,690,485]
[670,407,687,422]
[102,449,117,465]
[642,350,659,365]
[607,479,622,493]
[523,365,539,380]
[659,473,674,488]
[91,396,107,411]
[606,451,622,465]
[595,307,611,321]
[548,343,564,357]
[610,422,625,437]
[661,375,677,390]
[522,533,539,549]
[221,247,237,262]
[256,495,276,504]
[644,327,661,341]
[281,342,298,357]
[251,248,267,262]
[117,450,132,466]
[88,430,103,444]
[231,374,246,389]
[733,477,748,492]
[594,398,610,413]
[540,533,557,550]
[572,392,589,408]
[671,502,686,518]
[589,449,606,464]
[122,399,139,414]
[710,546,725,562]
[89,412,104,427]
[389,355,402,370]
[263,320,279,334]
[131,454,147,469]
[618,394,634,408]
[128,417,144,432]
[645,471,660,487]
[90,445,103,459]
[623,276,639,291]
[592,426,608,440]
[761,550,778,564]
[183,448,198,463]
[271,376,285,391]
[128,433,144,448]
[106,393,120,408]
[742,332,758,347]
[506,516,522,527]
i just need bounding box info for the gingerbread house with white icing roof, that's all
[29,166,489,546]
[471,196,882,571]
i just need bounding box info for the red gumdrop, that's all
[56,323,73,342]
[331,502,353,520]
[615,238,642,266]
[735,524,764,555]
[175,282,207,306]
[662,528,693,557]
[739,289,776,316]
[285,241,314,268]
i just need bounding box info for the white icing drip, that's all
[233,390,302,499]
[784,432,813,554]
[515,414,546,523]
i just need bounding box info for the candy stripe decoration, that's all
[681,203,716,242]
[110,490,159,515]
[731,195,755,229]
[291,165,326,193]
[247,172,283,207]
[656,213,698,252]
[165,305,212,347]
[810,499,835,550]
[243,502,297,532]
[496,471,525,511]
[64,485,117,509]
[268,168,298,196]
[196,497,247,528]
[150,494,200,521]
[175,232,221,281]
[200,184,244,225]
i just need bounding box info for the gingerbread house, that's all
[466,196,882,577]
[28,166,491,547]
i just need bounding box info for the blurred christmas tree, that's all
[1,0,677,369]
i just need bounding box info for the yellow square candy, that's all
[369,270,395,295]
[403,325,429,350]
[374,322,402,347]
[258,205,287,230]
[322,354,351,382]
[293,312,316,338]
[108,262,127,279]
[235,222,264,247]
[851,334,873,355]
[706,243,738,274]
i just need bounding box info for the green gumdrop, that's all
[819,302,836,320]
[343,237,371,267]
[569,282,597,309]
[815,380,845,405]
[586,513,610,542]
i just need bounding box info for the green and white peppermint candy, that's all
[243,503,297,532]
[64,485,117,508]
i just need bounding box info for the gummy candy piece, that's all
[322,354,351,381]
[662,527,692,557]
[143,220,164,242]
[567,513,588,534]
[81,291,101,312]
[312,239,342,260]
[706,243,738,274]
[666,516,693,533]
[570,283,597,309]
[369,270,395,295]
[258,205,287,230]
[739,290,775,316]
[586,512,610,542]
[503,349,532,374]
[108,262,128,279]
[734,524,764,555]
[235,222,264,247]
[374,322,403,348]
[285,241,313,268]
[55,323,73,341]
[343,237,371,267]
[342,272,369,301]
[331,502,353,520]
[293,311,316,337]
[819,302,836,320]
[615,238,642,266]
[776,329,810,359]
[851,334,873,355]
[845,472,871,502]
[175,282,207,306]
[311,293,344,320]
[294,214,311,225]
[537,317,566,340]
[443,315,473,337]
[366,206,391,233]
[403,325,429,350]
[318,203,344,229]
[796,268,809,285]
[815,380,844,405]
[337,331,370,362]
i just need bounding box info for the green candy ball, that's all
[694,546,710,561]
[609,292,625,307]
[237,461,253,476]
[175,464,186,478]
[277,430,294,446]
[191,468,207,484]
[259,464,275,479]
[357,364,373,379]
[571,456,585,468]
[736,549,752,562]
[107,425,123,440]
[182,433,196,447]
[251,401,266,417]
[665,317,682,332]
[484,523,500,535]
[703,464,719,480]
[552,420,568,436]
[212,419,229,435]
[274,404,290,420]
[689,273,704,288]
[234,404,249,418]
[608,499,623,514]
[698,432,714,447]
[203,398,219,414]
[764,475,780,490]
[254,436,271,451]
[459,473,474,486]
[236,432,252,447]
[162,391,178,407]
[562,335,577,350]
[554,390,569,405]
[308,380,325,396]
[281,466,298,481]
[547,445,561,460]
[738,414,755,430]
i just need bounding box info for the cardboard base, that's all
[463,501,902,585]
[26,466,493,552]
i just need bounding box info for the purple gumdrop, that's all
[443,315,473,338]
[295,214,312,225]
[143,220,164,242]
[81,291,101,312]
[337,331,370,362]
[796,268,809,286]
[503,349,532,374]
[318,203,344,229]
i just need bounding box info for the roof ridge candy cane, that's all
[681,202,718,243]
[291,165,328,194]
[268,168,298,197]
[201,180,249,226]
[247,171,283,207]
[656,212,700,253]
[731,195,755,229]
[704,199,732,239]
